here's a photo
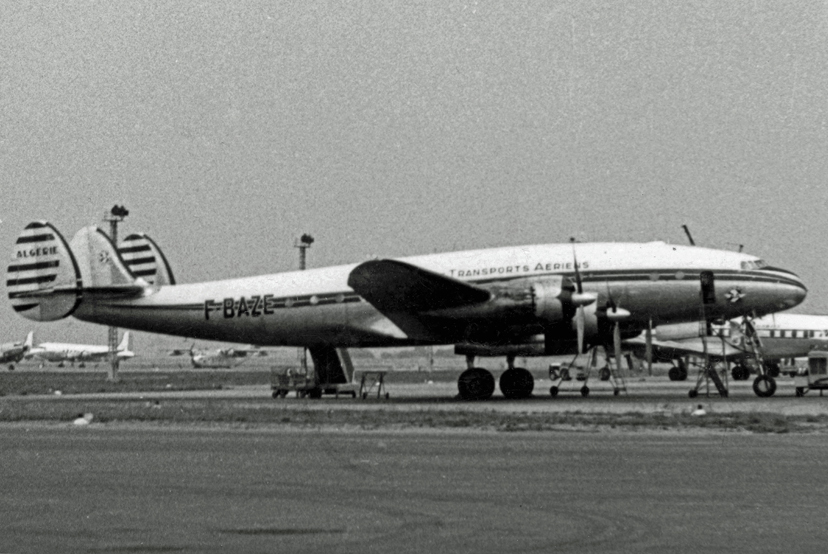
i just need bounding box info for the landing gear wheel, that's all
[8,364,14,371]
[308,387,322,399]
[688,389,698,398]
[752,375,777,398]
[599,367,611,381]
[499,367,534,399]
[668,366,688,381]
[731,365,749,381]
[580,386,590,397]
[457,368,495,401]
[549,386,559,397]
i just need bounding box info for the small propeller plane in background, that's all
[0,331,33,370]
[7,221,807,398]
[28,332,134,368]
[170,344,267,369]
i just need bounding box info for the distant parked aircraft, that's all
[29,332,133,368]
[626,313,828,382]
[171,344,266,369]
[0,331,33,370]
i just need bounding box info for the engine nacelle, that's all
[655,321,704,341]
[530,276,566,322]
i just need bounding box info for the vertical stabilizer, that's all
[24,331,34,350]
[118,233,176,286]
[7,221,82,321]
[70,226,145,288]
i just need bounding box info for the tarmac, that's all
[2,423,828,553]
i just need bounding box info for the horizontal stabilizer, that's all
[7,221,82,321]
[118,233,176,286]
[348,259,491,313]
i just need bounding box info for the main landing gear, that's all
[457,355,533,400]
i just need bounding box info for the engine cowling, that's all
[530,276,566,322]
[655,321,704,341]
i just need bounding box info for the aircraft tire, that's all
[8,364,14,371]
[731,365,748,381]
[752,375,777,398]
[457,368,495,401]
[688,389,698,398]
[308,387,323,399]
[580,386,589,397]
[668,366,687,381]
[499,367,534,399]
[549,386,559,397]
[599,367,611,381]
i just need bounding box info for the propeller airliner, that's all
[7,221,807,399]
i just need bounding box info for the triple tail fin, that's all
[118,233,176,286]
[7,222,148,322]
[24,331,34,350]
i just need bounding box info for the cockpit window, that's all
[741,259,768,270]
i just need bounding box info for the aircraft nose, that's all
[768,268,807,310]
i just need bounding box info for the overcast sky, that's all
[2,1,827,348]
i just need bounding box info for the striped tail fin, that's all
[118,233,176,286]
[7,221,82,321]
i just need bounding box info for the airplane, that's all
[171,343,267,369]
[626,313,828,383]
[6,221,807,399]
[28,331,134,368]
[0,331,33,370]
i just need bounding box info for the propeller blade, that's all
[613,322,623,373]
[645,319,653,375]
[570,238,583,294]
[576,306,585,354]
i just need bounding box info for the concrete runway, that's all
[3,425,828,553]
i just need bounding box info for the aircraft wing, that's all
[348,259,491,340]
[624,334,750,361]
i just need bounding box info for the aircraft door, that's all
[700,271,716,305]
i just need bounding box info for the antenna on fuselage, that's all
[681,225,695,246]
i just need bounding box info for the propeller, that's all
[570,239,597,353]
[604,284,630,370]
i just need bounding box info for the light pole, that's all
[103,204,129,381]
[294,234,314,373]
